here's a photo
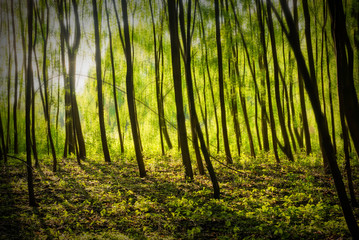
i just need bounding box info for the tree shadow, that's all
[0,164,34,239]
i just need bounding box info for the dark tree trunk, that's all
[56,0,86,161]
[325,31,337,155]
[149,0,173,154]
[294,0,311,154]
[105,0,124,154]
[303,0,328,170]
[11,0,19,154]
[178,0,205,176]
[0,112,6,163]
[215,0,232,164]
[26,0,37,207]
[36,0,57,171]
[167,0,193,180]
[93,0,111,163]
[327,0,359,160]
[266,1,294,161]
[198,1,220,153]
[121,0,146,177]
[256,0,279,162]
[178,0,219,196]
[31,18,39,167]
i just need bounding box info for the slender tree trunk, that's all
[56,0,86,161]
[294,0,311,154]
[257,0,278,162]
[340,107,358,207]
[31,18,39,167]
[224,0,241,157]
[0,112,7,163]
[238,57,255,158]
[325,31,336,155]
[167,0,193,180]
[121,0,146,177]
[178,0,205,175]
[195,61,209,152]
[105,0,124,154]
[37,0,57,171]
[266,1,294,161]
[26,0,37,207]
[6,4,12,154]
[11,1,19,154]
[149,0,172,154]
[327,0,359,159]
[198,1,220,153]
[215,0,232,164]
[93,0,111,163]
[179,0,219,196]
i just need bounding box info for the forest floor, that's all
[1,152,358,239]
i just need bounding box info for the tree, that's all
[26,0,37,207]
[198,1,220,153]
[178,0,205,175]
[256,0,279,162]
[92,0,111,163]
[149,0,173,155]
[327,0,359,160]
[167,0,193,180]
[56,0,86,161]
[35,0,57,171]
[120,0,146,177]
[11,0,19,154]
[266,0,294,161]
[215,0,232,164]
[105,0,124,154]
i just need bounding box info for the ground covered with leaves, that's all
[1,153,358,239]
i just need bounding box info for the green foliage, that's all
[1,154,357,239]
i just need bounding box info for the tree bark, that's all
[215,0,232,164]
[327,0,359,160]
[105,0,124,154]
[11,0,19,154]
[266,1,294,161]
[26,0,37,207]
[256,0,279,162]
[93,0,111,163]
[121,0,146,177]
[167,0,193,180]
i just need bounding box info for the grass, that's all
[0,152,358,239]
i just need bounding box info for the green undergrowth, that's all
[1,153,358,239]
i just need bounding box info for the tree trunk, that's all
[26,0,37,207]
[0,112,7,163]
[56,0,86,161]
[11,0,19,154]
[121,0,146,177]
[294,0,311,154]
[198,1,220,153]
[149,0,173,154]
[325,31,337,155]
[266,1,294,161]
[93,0,111,163]
[256,0,279,162]
[167,0,193,180]
[215,0,232,164]
[105,0,124,154]
[327,0,359,160]
[36,0,57,171]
